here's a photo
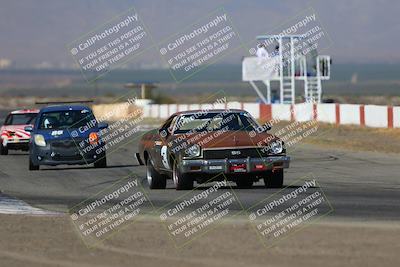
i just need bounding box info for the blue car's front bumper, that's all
[30,141,105,166]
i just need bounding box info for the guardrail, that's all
[140,102,399,129]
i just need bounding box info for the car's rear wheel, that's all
[0,142,8,155]
[235,179,253,189]
[263,170,284,188]
[29,157,39,171]
[173,161,193,190]
[146,157,167,189]
[94,154,107,168]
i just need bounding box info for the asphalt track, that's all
[0,130,399,222]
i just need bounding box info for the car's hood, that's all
[172,130,278,149]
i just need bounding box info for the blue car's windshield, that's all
[38,110,96,130]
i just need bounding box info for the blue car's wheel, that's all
[29,157,39,171]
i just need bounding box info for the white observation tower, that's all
[242,35,331,104]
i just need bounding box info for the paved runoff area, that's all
[0,129,399,266]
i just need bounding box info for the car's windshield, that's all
[174,112,259,134]
[5,113,37,125]
[38,110,96,130]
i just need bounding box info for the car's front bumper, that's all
[180,156,290,174]
[30,145,104,166]
[3,138,30,150]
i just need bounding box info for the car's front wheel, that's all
[0,142,8,155]
[235,179,253,189]
[146,157,167,189]
[94,154,107,168]
[173,161,193,190]
[29,157,39,171]
[263,169,284,188]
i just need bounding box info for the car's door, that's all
[153,115,177,171]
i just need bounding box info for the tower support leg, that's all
[249,81,269,104]
[262,80,271,104]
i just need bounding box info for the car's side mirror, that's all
[158,128,169,138]
[256,123,271,133]
[264,125,272,131]
[98,122,108,130]
[24,126,33,132]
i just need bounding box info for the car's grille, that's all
[53,154,84,161]
[49,139,86,160]
[203,148,268,159]
[51,140,79,149]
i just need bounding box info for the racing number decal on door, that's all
[161,145,170,169]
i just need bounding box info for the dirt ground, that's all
[264,121,400,154]
[0,214,399,267]
[303,123,400,153]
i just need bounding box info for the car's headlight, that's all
[268,140,283,154]
[34,134,46,147]
[184,144,201,158]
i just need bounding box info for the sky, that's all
[1,0,399,68]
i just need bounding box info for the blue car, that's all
[25,105,108,170]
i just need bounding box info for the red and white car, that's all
[0,109,39,155]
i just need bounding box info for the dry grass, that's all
[294,122,400,153]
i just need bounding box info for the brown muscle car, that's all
[136,109,290,190]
